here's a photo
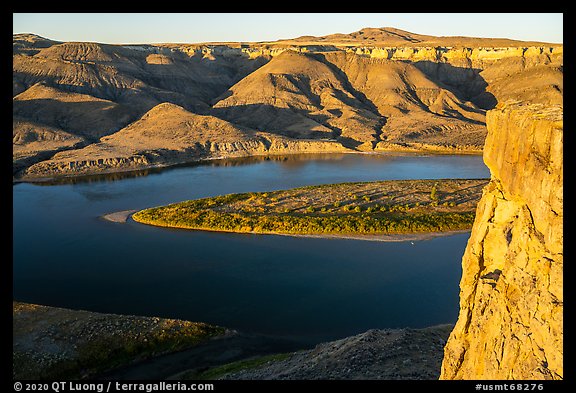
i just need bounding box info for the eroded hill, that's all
[12,28,563,180]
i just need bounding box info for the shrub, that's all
[363,196,371,202]
[133,182,479,237]
[430,183,438,201]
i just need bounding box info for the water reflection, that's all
[19,152,427,186]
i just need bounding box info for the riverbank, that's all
[13,302,226,380]
[131,179,487,238]
[274,229,471,242]
[104,208,470,242]
[101,210,137,223]
[14,149,483,184]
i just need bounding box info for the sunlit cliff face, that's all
[441,103,563,380]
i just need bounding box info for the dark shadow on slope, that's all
[427,108,486,126]
[409,60,498,110]
[211,103,338,141]
[13,50,271,114]
[310,52,383,117]
[12,98,138,139]
[12,140,89,177]
[141,61,239,104]
[336,136,364,150]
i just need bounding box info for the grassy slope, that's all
[133,179,487,236]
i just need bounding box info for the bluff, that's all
[440,102,563,379]
[13,28,562,180]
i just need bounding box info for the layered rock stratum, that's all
[440,102,563,379]
[12,28,562,179]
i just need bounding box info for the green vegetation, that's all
[132,179,488,237]
[430,182,439,201]
[185,353,292,380]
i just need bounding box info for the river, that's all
[13,153,489,344]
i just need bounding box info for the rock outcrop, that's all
[440,102,563,379]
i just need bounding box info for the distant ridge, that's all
[273,27,559,48]
[12,27,561,48]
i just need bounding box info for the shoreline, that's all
[127,178,482,242]
[13,148,483,184]
[101,210,138,223]
[272,229,471,242]
[110,209,470,242]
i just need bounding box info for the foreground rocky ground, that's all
[13,302,226,379]
[13,302,452,380]
[182,325,453,380]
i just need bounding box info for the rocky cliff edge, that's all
[440,102,563,379]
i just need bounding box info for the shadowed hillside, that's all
[12,28,562,179]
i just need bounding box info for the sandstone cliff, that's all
[440,102,563,379]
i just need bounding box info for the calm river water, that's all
[13,153,489,344]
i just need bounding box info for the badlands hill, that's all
[12,28,563,179]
